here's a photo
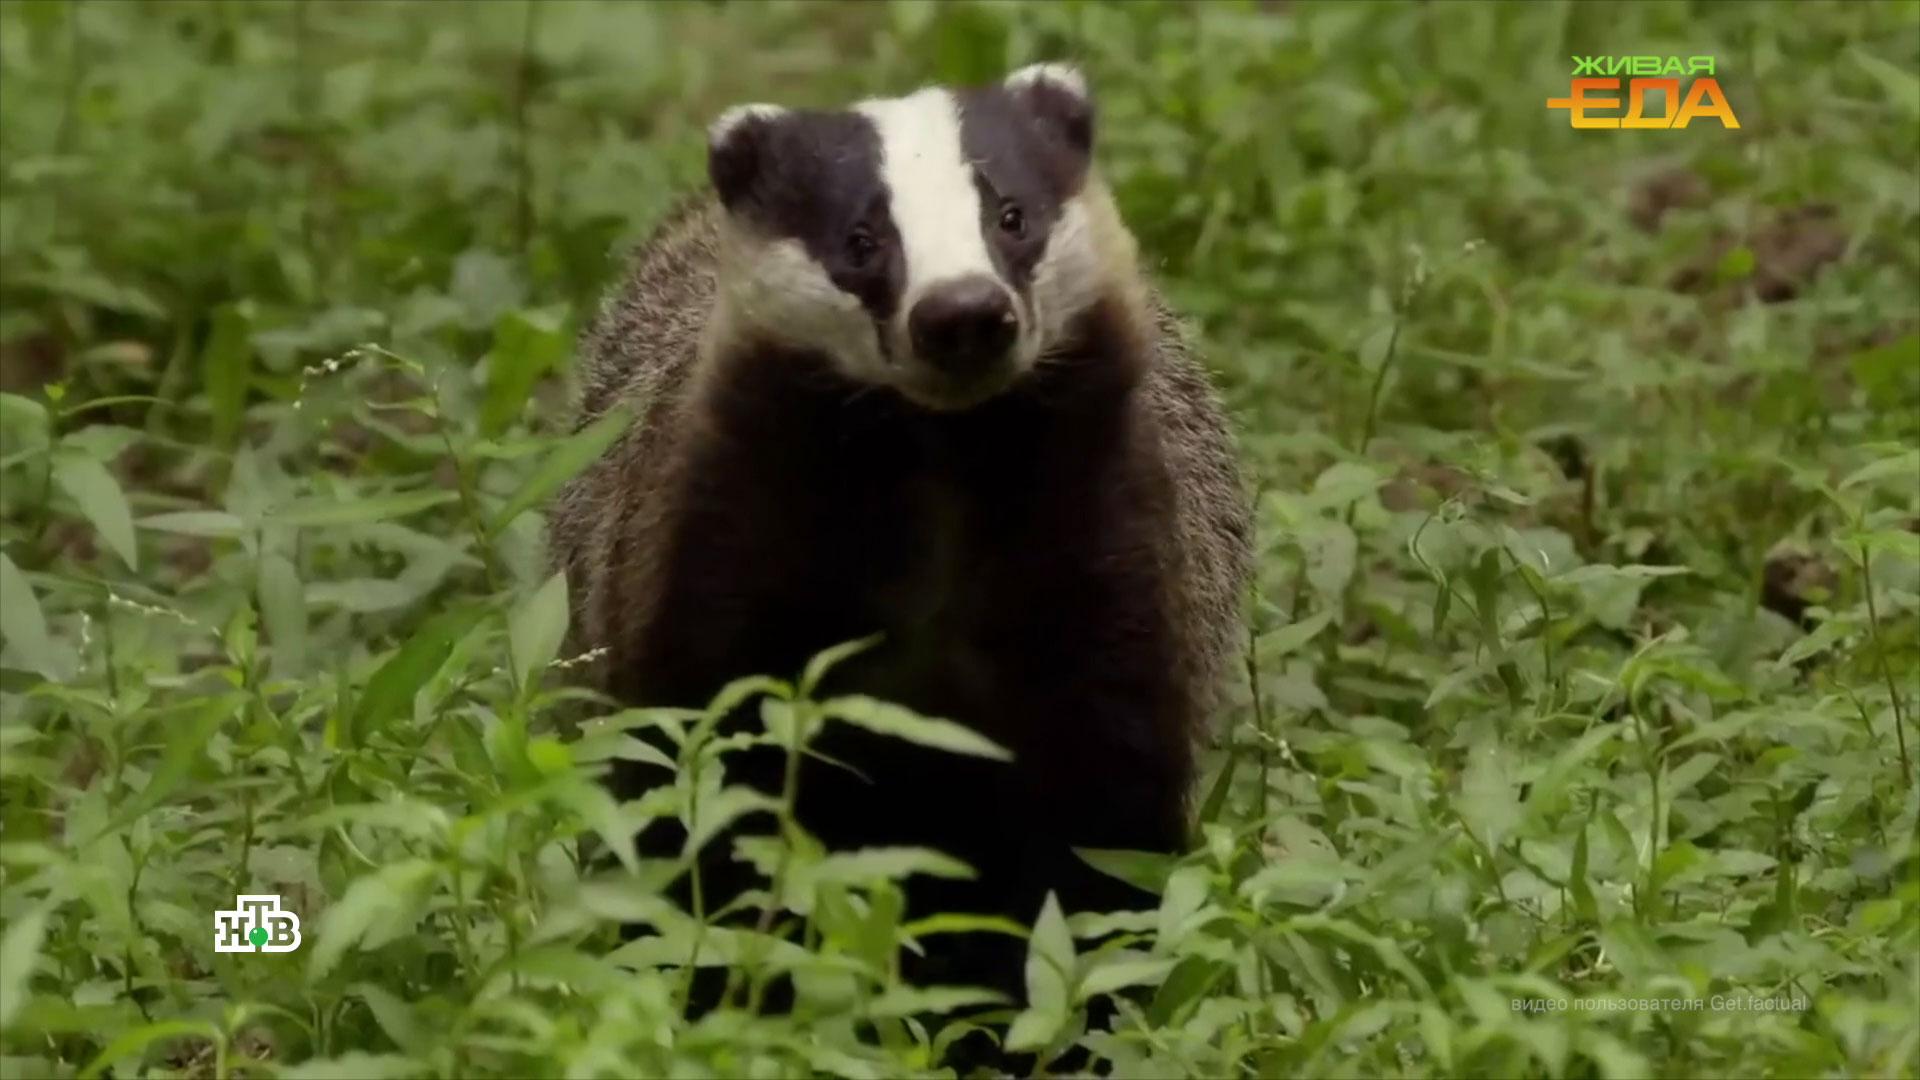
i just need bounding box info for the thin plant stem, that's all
[513,0,539,255]
[1245,620,1268,824]
[1858,542,1913,782]
[741,701,807,1012]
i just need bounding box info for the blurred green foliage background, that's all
[1,1,1916,1077]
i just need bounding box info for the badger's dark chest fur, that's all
[606,314,1193,970]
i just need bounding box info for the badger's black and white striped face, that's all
[706,64,1120,410]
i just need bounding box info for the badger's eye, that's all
[845,228,879,267]
[998,203,1026,238]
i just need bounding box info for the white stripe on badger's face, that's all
[855,89,999,312]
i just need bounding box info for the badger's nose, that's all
[908,277,1017,376]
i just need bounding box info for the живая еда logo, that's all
[1548,55,1741,129]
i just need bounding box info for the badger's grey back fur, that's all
[552,203,718,678]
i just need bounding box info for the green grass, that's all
[2,0,1918,1076]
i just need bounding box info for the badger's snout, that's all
[908,276,1018,379]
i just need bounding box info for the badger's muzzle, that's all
[908,275,1019,382]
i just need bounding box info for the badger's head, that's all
[704,64,1140,411]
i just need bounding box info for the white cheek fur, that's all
[716,234,888,381]
[1030,196,1105,347]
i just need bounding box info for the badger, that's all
[549,64,1252,995]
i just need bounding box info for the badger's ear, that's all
[707,103,788,213]
[1004,63,1094,155]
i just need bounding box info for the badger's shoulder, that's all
[1139,296,1254,712]
[572,199,723,425]
[551,201,725,675]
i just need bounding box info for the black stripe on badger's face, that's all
[708,107,904,329]
[956,70,1095,303]
[708,65,1100,411]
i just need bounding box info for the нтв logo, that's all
[214,894,301,953]
[1549,56,1741,129]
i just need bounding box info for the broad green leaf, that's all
[307,859,440,981]
[1851,333,1920,409]
[1003,1008,1062,1057]
[1431,580,1453,636]
[1843,529,1920,566]
[1075,847,1178,894]
[1663,751,1721,797]
[60,424,140,462]
[1458,738,1520,853]
[1077,952,1177,1002]
[1006,891,1074,1052]
[307,800,451,841]
[202,303,253,447]
[800,634,882,698]
[18,263,165,319]
[135,510,245,538]
[819,695,1012,760]
[1775,617,1856,668]
[864,986,1006,1018]
[552,781,640,874]
[1650,840,1703,895]
[609,922,815,969]
[480,308,567,436]
[450,249,524,330]
[801,846,975,888]
[1551,564,1689,580]
[1665,708,1778,751]
[94,694,237,839]
[258,552,305,675]
[1288,913,1432,995]
[1524,726,1620,821]
[1468,547,1504,647]
[1066,909,1157,937]
[1301,519,1358,605]
[346,984,421,1054]
[1309,460,1387,510]
[1556,563,1689,631]
[347,604,486,747]
[1193,748,1238,830]
[1146,955,1230,1027]
[1856,47,1920,117]
[480,944,626,998]
[682,784,779,856]
[1570,810,1599,923]
[1157,864,1211,946]
[1028,891,1074,1003]
[305,578,418,614]
[1256,610,1334,661]
[0,902,50,1029]
[508,571,569,689]
[1839,448,1919,491]
[0,393,50,453]
[1238,856,1361,908]
[1708,849,1777,877]
[270,489,458,528]
[78,1020,222,1080]
[487,404,633,538]
[899,913,1029,940]
[0,553,68,680]
[52,452,137,569]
